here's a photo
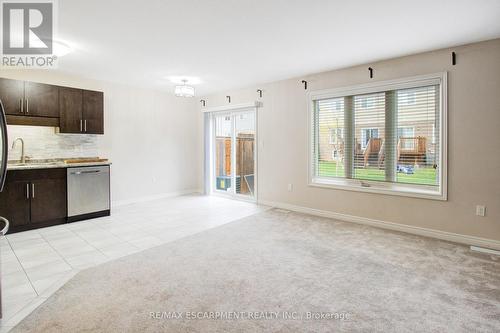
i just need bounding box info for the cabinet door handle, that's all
[20,98,24,113]
[25,98,29,113]
[26,183,29,199]
[84,119,87,132]
[31,183,35,198]
[80,119,83,132]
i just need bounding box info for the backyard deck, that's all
[354,137,431,169]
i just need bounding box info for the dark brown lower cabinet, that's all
[30,178,67,224]
[0,180,30,227]
[0,168,67,233]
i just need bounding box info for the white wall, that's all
[200,39,500,244]
[1,70,202,206]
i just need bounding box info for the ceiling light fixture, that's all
[174,80,195,97]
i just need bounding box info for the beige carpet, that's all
[12,209,500,332]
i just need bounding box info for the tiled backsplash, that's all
[7,125,99,161]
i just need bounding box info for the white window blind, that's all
[315,97,345,178]
[310,73,446,200]
[354,93,385,181]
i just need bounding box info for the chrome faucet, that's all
[12,138,26,164]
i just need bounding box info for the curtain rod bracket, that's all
[200,99,206,107]
[368,67,373,79]
[257,89,263,98]
[301,80,308,90]
[226,96,231,103]
[452,51,456,66]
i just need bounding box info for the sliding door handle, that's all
[84,119,87,132]
[80,119,83,132]
[26,183,29,199]
[31,183,35,198]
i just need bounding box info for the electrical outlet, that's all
[287,183,293,192]
[476,205,486,217]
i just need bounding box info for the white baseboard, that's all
[258,199,500,251]
[470,246,500,256]
[112,189,202,208]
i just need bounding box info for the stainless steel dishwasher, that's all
[67,165,110,222]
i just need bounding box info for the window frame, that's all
[307,72,448,201]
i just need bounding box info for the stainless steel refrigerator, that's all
[0,100,10,318]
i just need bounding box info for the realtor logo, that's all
[2,1,53,54]
[1,0,57,67]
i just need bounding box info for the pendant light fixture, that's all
[174,79,195,97]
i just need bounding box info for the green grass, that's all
[318,161,437,186]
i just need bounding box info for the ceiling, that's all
[56,0,500,95]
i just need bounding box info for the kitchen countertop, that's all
[7,158,111,171]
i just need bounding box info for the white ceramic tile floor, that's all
[0,194,265,331]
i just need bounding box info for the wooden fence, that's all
[215,133,255,194]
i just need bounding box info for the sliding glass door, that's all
[212,110,256,199]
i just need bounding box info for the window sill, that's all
[310,177,446,201]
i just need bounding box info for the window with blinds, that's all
[316,97,345,178]
[310,73,447,200]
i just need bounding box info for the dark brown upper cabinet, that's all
[83,90,104,134]
[0,78,59,118]
[0,78,60,127]
[24,81,59,117]
[59,87,83,133]
[59,88,103,134]
[0,77,104,134]
[0,78,25,115]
